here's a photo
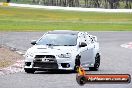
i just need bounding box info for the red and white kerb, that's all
[121,42,132,49]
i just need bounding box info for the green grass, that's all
[0,6,132,31]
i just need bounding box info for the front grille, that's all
[33,62,58,69]
[35,55,55,58]
[33,55,58,69]
[34,55,56,62]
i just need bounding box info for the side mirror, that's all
[79,42,87,47]
[31,40,36,45]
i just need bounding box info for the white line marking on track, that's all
[120,42,132,49]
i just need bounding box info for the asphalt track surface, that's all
[0,32,132,88]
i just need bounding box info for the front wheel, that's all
[74,55,81,72]
[89,53,100,71]
[24,68,35,74]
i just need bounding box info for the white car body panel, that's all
[24,30,100,71]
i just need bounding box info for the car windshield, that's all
[36,34,77,46]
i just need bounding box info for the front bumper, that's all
[24,55,75,71]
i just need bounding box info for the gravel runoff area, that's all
[0,45,24,75]
[1,3,132,13]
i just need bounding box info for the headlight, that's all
[58,53,71,58]
[25,52,34,58]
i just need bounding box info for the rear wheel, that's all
[89,53,100,71]
[24,68,35,74]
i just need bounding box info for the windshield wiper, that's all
[46,44,54,46]
[46,44,61,46]
[63,45,74,46]
[46,44,75,46]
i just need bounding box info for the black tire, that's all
[24,68,35,74]
[74,55,81,72]
[89,53,100,71]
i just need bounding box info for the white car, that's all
[24,30,100,73]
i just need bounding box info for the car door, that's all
[79,46,89,67]
[79,34,94,68]
[78,33,90,68]
[86,44,94,64]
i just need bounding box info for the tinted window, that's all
[36,34,77,46]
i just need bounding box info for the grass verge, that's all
[0,6,132,31]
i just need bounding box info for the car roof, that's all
[47,30,79,35]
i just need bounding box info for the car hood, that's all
[27,45,77,55]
